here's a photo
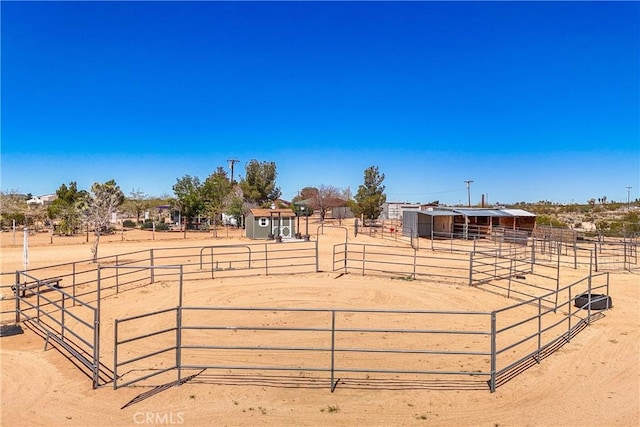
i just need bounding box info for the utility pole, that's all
[464,180,474,207]
[626,186,632,211]
[227,159,239,184]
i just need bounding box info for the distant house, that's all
[245,208,296,240]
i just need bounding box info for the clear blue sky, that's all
[2,1,638,205]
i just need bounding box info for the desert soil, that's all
[1,223,638,426]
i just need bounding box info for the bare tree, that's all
[82,180,124,262]
[312,185,345,223]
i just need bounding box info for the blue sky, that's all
[2,1,638,205]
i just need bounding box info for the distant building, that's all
[402,207,537,239]
[245,208,296,240]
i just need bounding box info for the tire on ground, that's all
[574,293,613,310]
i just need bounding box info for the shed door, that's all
[272,217,292,238]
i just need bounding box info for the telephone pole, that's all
[227,159,239,184]
[464,180,474,207]
[626,186,632,211]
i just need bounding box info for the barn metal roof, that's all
[500,209,537,217]
[414,208,535,217]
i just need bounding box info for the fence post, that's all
[536,298,542,363]
[264,244,269,276]
[176,306,182,385]
[490,311,497,392]
[593,243,598,273]
[567,286,572,343]
[530,238,536,272]
[468,252,474,286]
[94,267,101,389]
[14,271,20,323]
[113,318,119,390]
[115,255,119,293]
[362,245,366,276]
[61,293,65,340]
[72,262,77,307]
[330,310,336,392]
[412,248,417,280]
[150,249,155,283]
[573,242,577,269]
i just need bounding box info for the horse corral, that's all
[1,225,637,426]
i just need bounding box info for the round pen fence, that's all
[5,239,613,394]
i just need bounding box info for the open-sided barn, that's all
[402,207,536,240]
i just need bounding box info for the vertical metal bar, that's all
[468,252,474,286]
[94,267,101,389]
[115,255,119,293]
[412,248,417,280]
[536,298,542,363]
[14,271,20,324]
[343,241,347,274]
[594,243,598,273]
[490,311,497,392]
[555,243,561,311]
[567,285,572,343]
[211,247,214,279]
[507,259,513,299]
[176,306,182,385]
[37,279,41,324]
[330,310,336,392]
[587,265,593,324]
[72,262,76,307]
[531,238,536,272]
[573,242,577,269]
[150,249,155,283]
[113,319,119,390]
[264,244,269,276]
[61,293,65,340]
[316,240,320,273]
[362,245,366,276]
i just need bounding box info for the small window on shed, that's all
[258,217,269,227]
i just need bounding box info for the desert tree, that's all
[172,175,204,230]
[122,189,150,225]
[239,159,281,207]
[81,180,125,262]
[48,182,87,235]
[202,167,232,234]
[0,190,27,228]
[354,166,387,225]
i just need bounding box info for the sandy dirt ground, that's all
[1,223,638,426]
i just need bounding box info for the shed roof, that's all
[249,208,296,218]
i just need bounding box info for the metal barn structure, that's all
[402,208,537,240]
